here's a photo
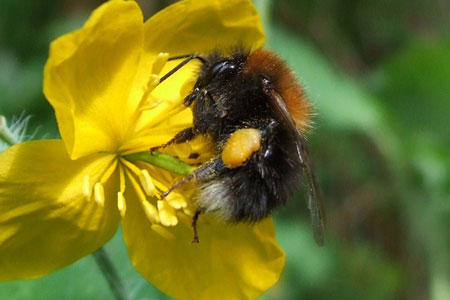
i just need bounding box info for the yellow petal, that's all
[143,0,265,55]
[0,140,120,280]
[122,189,285,300]
[43,0,145,159]
[122,108,193,153]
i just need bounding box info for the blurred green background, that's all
[0,0,449,299]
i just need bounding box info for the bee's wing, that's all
[295,132,326,246]
[267,88,326,246]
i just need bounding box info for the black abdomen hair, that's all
[197,118,302,222]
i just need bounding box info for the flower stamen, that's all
[152,53,169,75]
[142,201,160,224]
[127,170,160,224]
[117,191,126,217]
[139,169,156,196]
[157,200,178,226]
[83,174,92,201]
[123,58,166,142]
[120,158,141,177]
[118,163,126,193]
[100,158,118,184]
[94,182,105,206]
[116,164,127,217]
[134,52,169,116]
[138,74,160,110]
[82,156,116,203]
[139,97,163,112]
[166,192,188,209]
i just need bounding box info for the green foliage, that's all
[372,39,450,138]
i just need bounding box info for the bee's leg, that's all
[160,158,226,243]
[183,88,200,106]
[161,158,226,199]
[160,172,196,198]
[191,208,202,243]
[149,127,196,152]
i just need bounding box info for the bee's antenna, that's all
[167,54,206,62]
[159,54,207,84]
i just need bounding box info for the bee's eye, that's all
[211,61,237,80]
[200,60,238,86]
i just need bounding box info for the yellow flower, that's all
[0,0,285,299]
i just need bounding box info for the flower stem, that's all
[93,247,129,300]
[0,116,19,146]
[125,151,195,176]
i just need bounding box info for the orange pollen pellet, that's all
[222,128,262,169]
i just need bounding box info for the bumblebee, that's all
[152,47,325,245]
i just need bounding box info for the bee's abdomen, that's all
[196,169,277,222]
[197,130,302,222]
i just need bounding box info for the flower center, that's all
[82,155,193,239]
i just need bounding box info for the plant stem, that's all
[0,116,19,146]
[92,247,129,300]
[125,150,195,176]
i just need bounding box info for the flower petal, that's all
[0,140,120,280]
[43,1,145,159]
[122,188,285,300]
[143,0,265,55]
